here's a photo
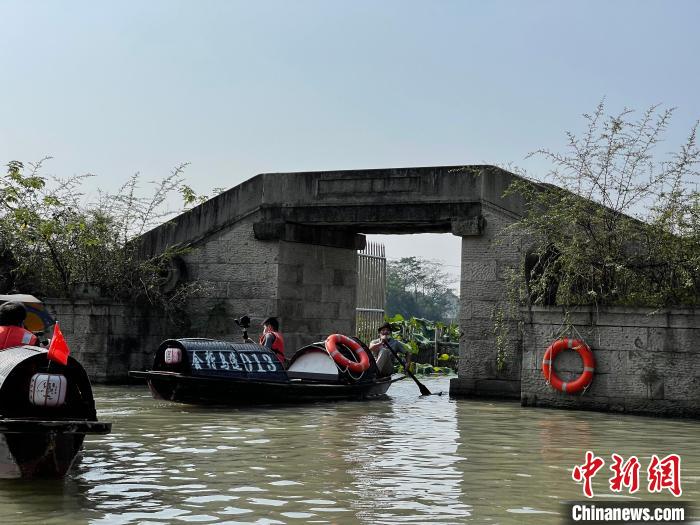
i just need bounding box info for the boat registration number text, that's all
[190,350,280,373]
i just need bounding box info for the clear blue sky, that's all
[2,0,699,275]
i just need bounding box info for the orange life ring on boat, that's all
[324,334,370,374]
[542,338,595,394]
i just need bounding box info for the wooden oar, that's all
[382,340,441,396]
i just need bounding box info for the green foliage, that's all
[386,314,459,350]
[0,158,211,318]
[386,256,458,321]
[493,306,508,372]
[491,268,525,372]
[414,363,454,375]
[507,102,700,309]
[179,183,212,207]
[385,313,460,373]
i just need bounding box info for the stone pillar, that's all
[450,207,524,399]
[180,218,361,357]
[277,241,358,354]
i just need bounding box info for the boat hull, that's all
[131,370,398,405]
[0,420,111,479]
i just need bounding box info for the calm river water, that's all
[0,377,698,524]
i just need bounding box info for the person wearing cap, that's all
[0,302,39,350]
[369,322,411,375]
[259,316,285,366]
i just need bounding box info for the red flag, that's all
[48,322,70,365]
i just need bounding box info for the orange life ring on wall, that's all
[542,338,595,394]
[324,334,370,374]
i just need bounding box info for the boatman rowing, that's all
[369,322,411,376]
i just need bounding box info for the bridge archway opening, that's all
[367,232,461,317]
[358,232,461,366]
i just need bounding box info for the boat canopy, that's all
[0,346,97,420]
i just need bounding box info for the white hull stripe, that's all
[543,359,552,365]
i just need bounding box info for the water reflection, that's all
[344,393,469,523]
[454,399,700,523]
[0,379,697,524]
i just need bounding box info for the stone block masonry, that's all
[180,217,280,343]
[519,306,699,418]
[45,299,176,382]
[277,241,357,352]
[450,205,528,399]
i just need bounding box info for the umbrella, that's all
[0,294,56,333]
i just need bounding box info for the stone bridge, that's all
[139,165,534,398]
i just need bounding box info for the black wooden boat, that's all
[0,346,111,479]
[130,337,404,405]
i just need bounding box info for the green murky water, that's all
[0,377,697,524]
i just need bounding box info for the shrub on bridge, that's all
[0,158,210,319]
[508,102,700,309]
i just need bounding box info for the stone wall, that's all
[520,306,700,418]
[45,299,173,383]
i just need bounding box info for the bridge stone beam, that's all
[257,202,483,235]
[252,221,366,250]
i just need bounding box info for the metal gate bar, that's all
[356,242,386,343]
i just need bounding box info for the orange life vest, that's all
[260,330,285,364]
[0,326,38,350]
